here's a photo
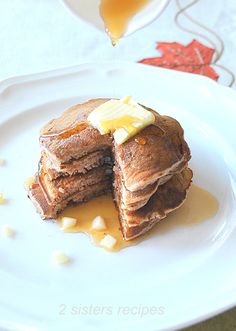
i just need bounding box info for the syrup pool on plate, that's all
[57,185,219,252]
[58,194,140,252]
[100,0,151,45]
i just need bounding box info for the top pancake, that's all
[40,98,191,192]
[40,98,112,163]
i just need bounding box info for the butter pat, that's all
[100,234,117,250]
[91,216,107,230]
[88,97,155,144]
[61,217,77,230]
[0,159,5,166]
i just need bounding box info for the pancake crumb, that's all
[0,159,5,166]
[59,187,65,194]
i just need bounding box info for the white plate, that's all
[61,0,170,37]
[0,62,235,331]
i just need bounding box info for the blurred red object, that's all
[139,39,219,80]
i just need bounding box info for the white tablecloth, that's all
[0,0,235,87]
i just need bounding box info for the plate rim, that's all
[0,61,236,331]
[0,60,235,95]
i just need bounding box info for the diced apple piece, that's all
[100,234,117,250]
[1,224,15,237]
[0,193,4,204]
[91,216,107,230]
[51,250,70,265]
[61,217,77,230]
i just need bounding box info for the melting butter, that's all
[87,97,155,144]
[100,0,151,45]
[100,115,139,133]
[57,185,219,252]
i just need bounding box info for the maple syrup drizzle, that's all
[41,122,88,140]
[31,183,39,189]
[100,0,151,45]
[135,137,147,145]
[57,185,219,252]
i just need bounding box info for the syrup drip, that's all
[135,137,147,145]
[41,122,88,140]
[100,0,151,45]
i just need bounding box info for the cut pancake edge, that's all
[119,167,193,240]
[28,178,111,219]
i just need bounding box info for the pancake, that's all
[29,178,111,219]
[40,99,112,163]
[115,168,193,240]
[38,165,112,204]
[42,149,112,180]
[28,98,192,241]
[113,113,191,192]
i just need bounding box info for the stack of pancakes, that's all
[29,98,192,240]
